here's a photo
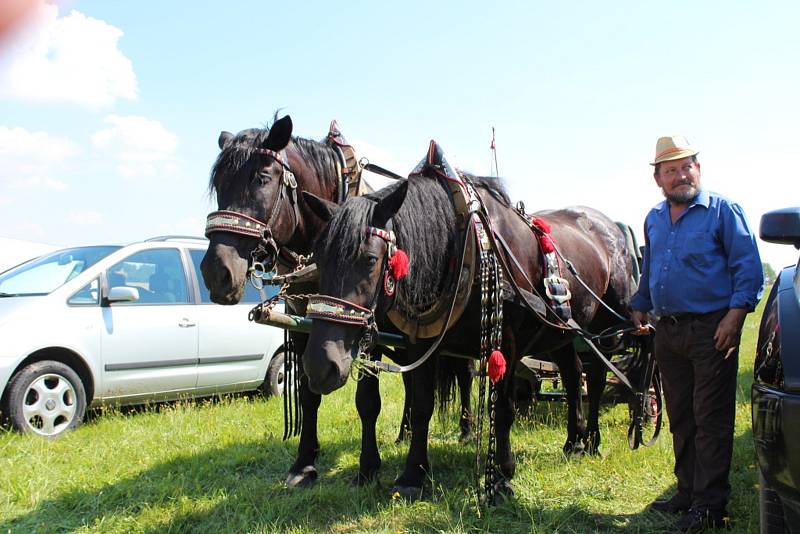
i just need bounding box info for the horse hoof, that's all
[389,485,423,501]
[562,442,585,458]
[285,465,318,488]
[584,432,601,455]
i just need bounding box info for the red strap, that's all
[254,148,293,172]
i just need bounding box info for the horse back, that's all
[535,206,635,322]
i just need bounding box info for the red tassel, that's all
[540,235,555,254]
[531,217,551,234]
[388,249,409,280]
[488,350,506,384]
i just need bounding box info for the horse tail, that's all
[435,355,471,420]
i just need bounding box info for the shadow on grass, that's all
[83,390,265,425]
[4,421,759,533]
[3,359,761,533]
[3,431,481,532]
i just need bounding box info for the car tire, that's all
[760,469,787,533]
[263,351,288,398]
[4,360,87,437]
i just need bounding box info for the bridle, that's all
[205,148,302,282]
[305,226,405,373]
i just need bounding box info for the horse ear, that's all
[218,131,233,149]
[264,115,293,151]
[372,180,408,228]
[302,191,340,222]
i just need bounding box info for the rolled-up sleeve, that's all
[721,202,764,311]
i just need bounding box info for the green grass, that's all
[0,302,766,533]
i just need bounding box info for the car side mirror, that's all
[107,286,140,303]
[760,207,800,248]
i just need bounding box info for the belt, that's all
[658,309,724,325]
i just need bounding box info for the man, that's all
[631,135,763,532]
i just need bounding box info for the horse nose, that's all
[200,251,228,288]
[200,249,238,302]
[302,333,352,395]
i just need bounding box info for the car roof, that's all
[142,235,208,244]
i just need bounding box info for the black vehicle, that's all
[753,207,800,533]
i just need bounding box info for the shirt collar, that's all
[692,189,710,208]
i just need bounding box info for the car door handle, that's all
[178,319,196,328]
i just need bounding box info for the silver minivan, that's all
[0,236,285,437]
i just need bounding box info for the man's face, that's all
[654,156,701,204]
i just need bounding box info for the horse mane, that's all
[207,121,339,197]
[317,174,511,310]
[461,173,511,207]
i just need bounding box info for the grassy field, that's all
[0,304,765,533]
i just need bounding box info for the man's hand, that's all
[631,310,651,335]
[714,308,748,354]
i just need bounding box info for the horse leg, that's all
[553,343,588,456]
[354,369,382,485]
[396,372,412,443]
[285,374,322,487]
[488,329,517,502]
[457,360,474,443]
[584,358,607,455]
[391,353,435,500]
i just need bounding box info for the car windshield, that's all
[0,246,121,297]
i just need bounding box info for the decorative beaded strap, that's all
[205,210,268,238]
[366,226,397,257]
[254,148,293,172]
[306,295,373,327]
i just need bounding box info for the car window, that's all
[68,277,100,305]
[0,246,120,297]
[107,248,189,304]
[188,249,276,304]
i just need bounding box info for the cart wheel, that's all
[638,369,663,447]
[627,367,663,449]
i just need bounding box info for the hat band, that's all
[655,146,694,160]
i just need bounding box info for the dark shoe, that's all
[674,508,730,532]
[650,495,691,514]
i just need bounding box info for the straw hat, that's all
[651,135,699,165]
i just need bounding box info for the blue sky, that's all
[1,0,798,270]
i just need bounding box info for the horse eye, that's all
[254,171,271,184]
[363,255,378,268]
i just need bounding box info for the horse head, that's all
[200,115,295,304]
[301,181,409,394]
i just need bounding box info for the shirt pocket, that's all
[681,231,717,268]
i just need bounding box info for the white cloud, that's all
[0,3,137,109]
[0,125,77,191]
[68,210,104,225]
[91,115,179,178]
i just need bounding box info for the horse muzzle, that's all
[301,328,356,395]
[200,242,248,305]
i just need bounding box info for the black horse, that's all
[302,148,638,498]
[200,117,472,488]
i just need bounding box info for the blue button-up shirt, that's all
[631,190,763,315]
